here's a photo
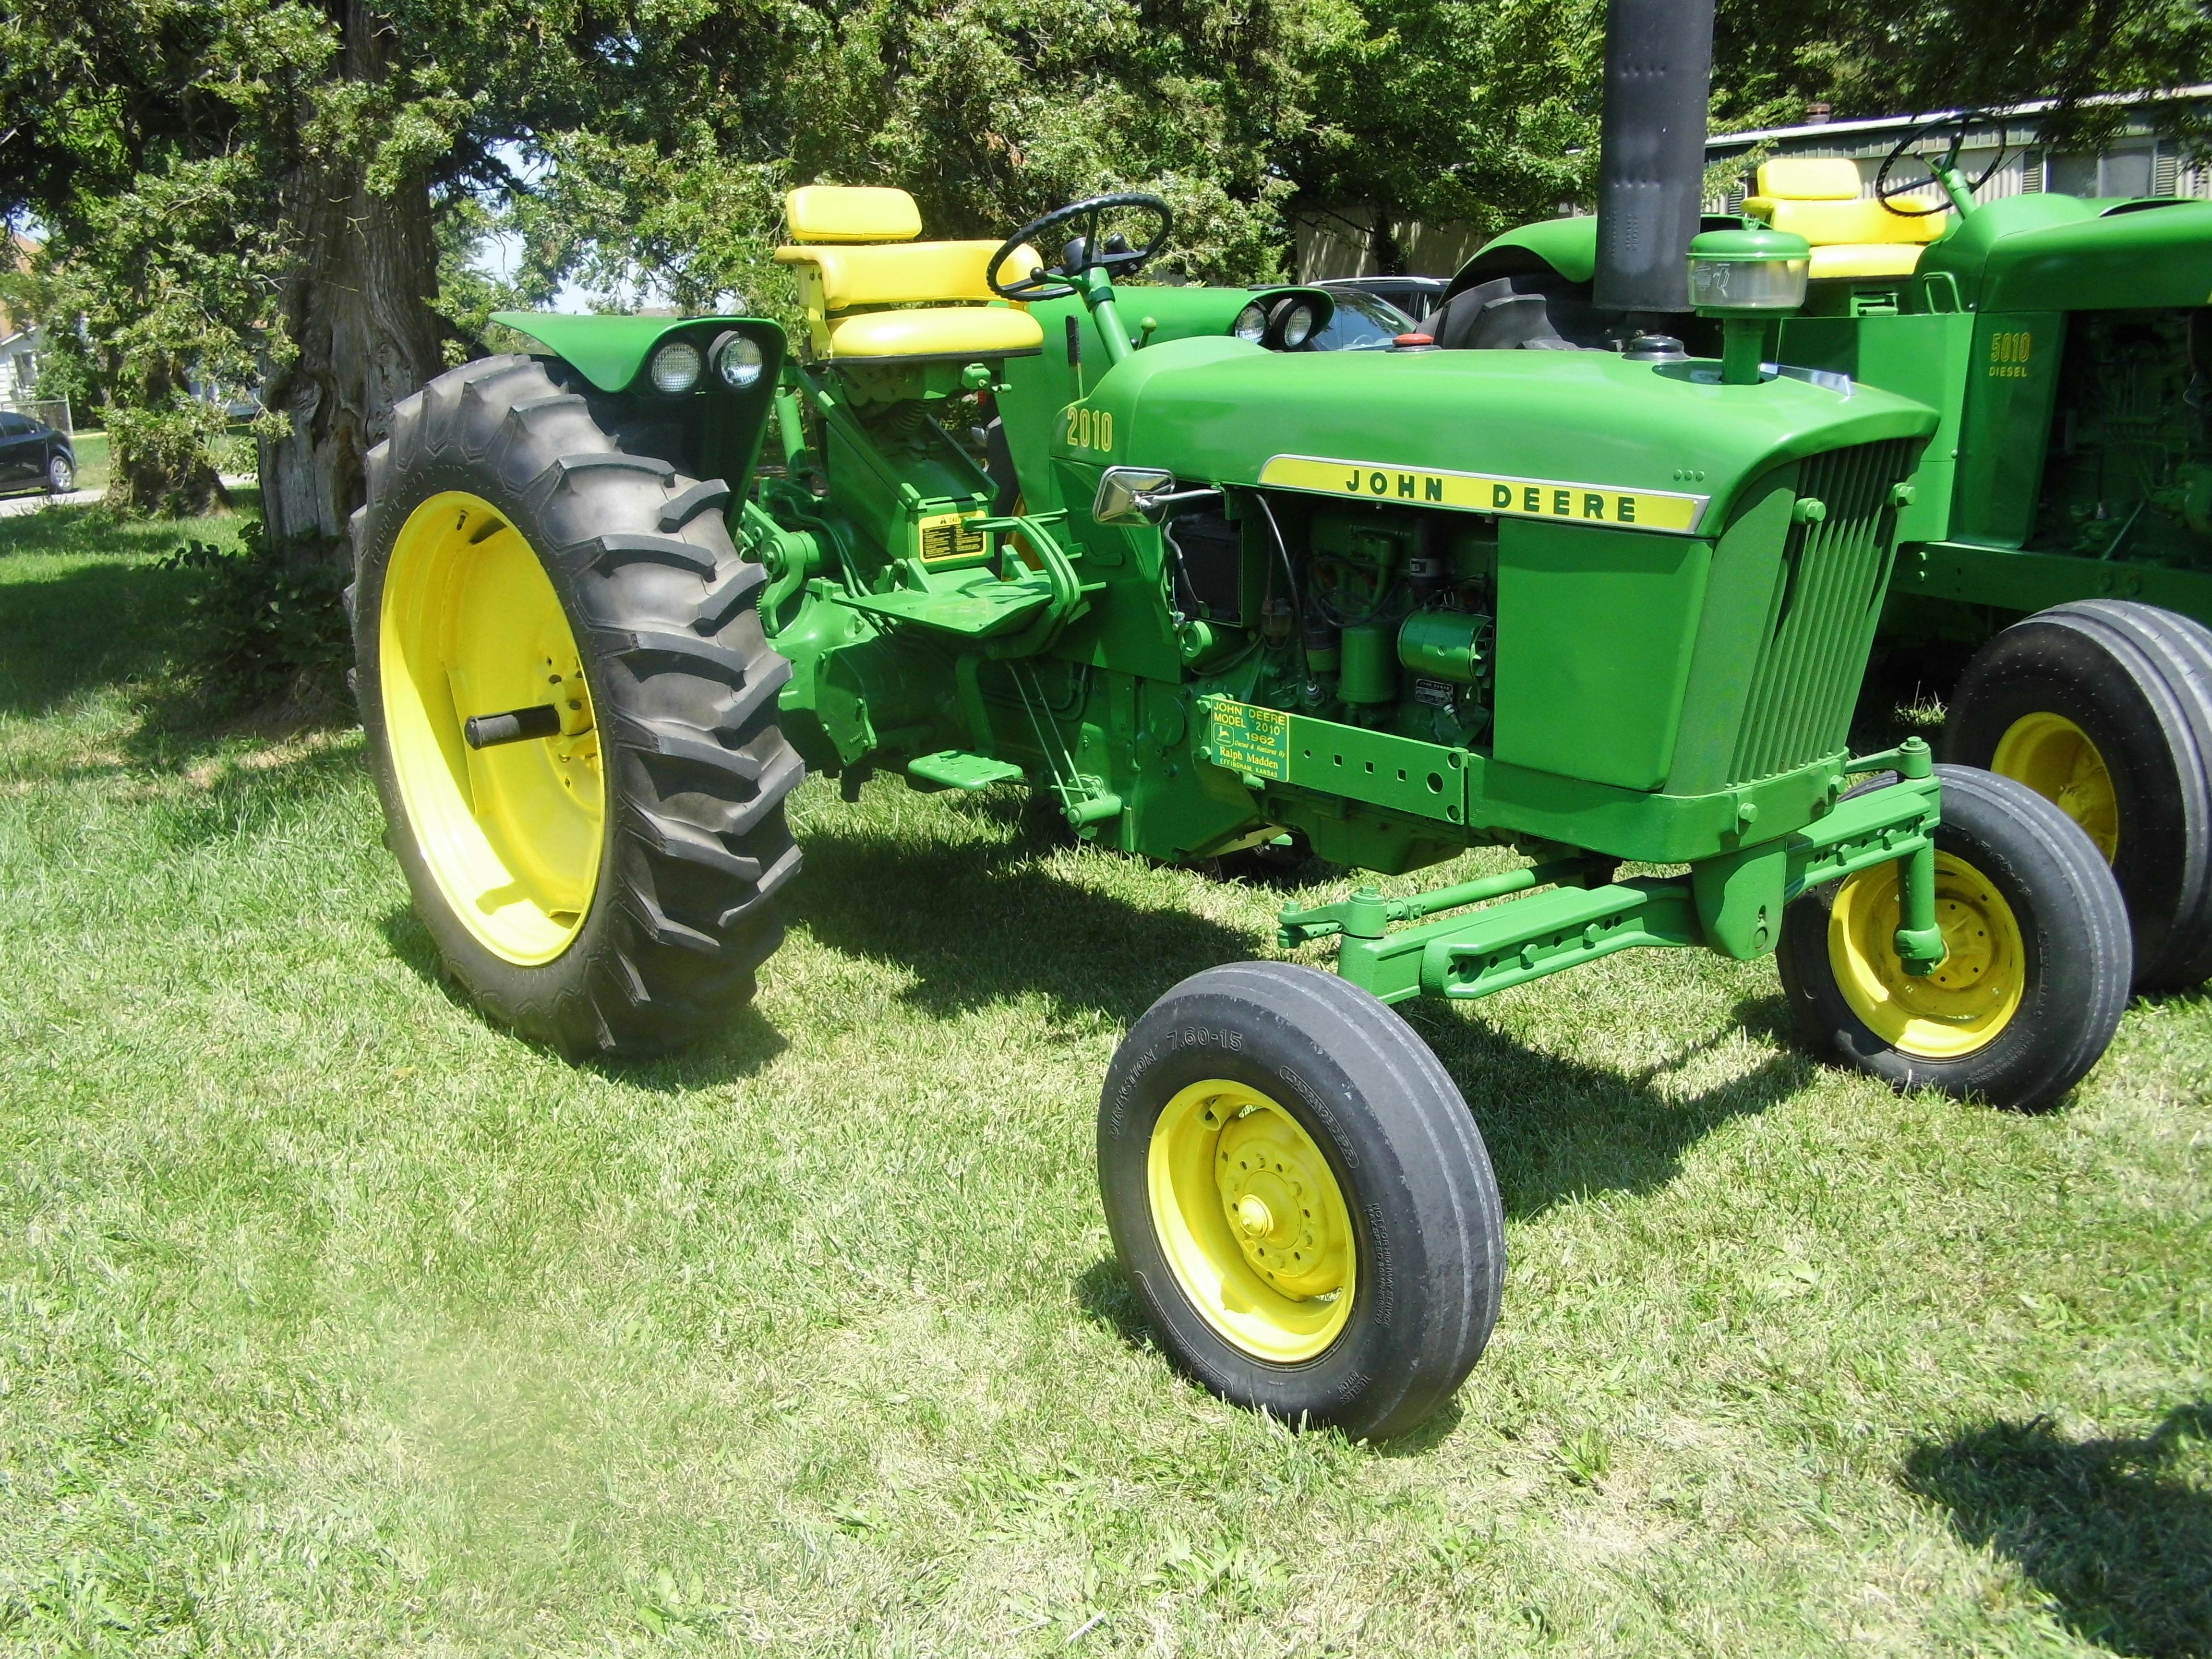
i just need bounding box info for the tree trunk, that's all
[1370,204,1406,278]
[257,1,444,553]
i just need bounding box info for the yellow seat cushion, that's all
[786,185,922,244]
[1755,158,1863,200]
[823,307,1044,361]
[1808,242,1927,279]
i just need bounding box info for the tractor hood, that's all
[1067,337,1938,532]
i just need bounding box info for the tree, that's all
[0,1,322,514]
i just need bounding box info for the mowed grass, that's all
[1,508,2208,1658]
[69,432,108,496]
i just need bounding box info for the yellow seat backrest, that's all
[785,185,923,244]
[774,240,1035,312]
[1756,158,1862,200]
[1745,158,1948,248]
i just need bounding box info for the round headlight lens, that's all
[1276,300,1318,349]
[714,334,765,390]
[1233,302,1269,344]
[649,339,703,395]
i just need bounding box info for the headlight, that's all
[713,333,764,391]
[1233,302,1269,344]
[1275,300,1318,349]
[649,339,703,395]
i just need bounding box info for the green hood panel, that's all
[1921,197,2212,313]
[1072,338,1938,529]
[490,311,783,393]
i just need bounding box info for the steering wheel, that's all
[1874,110,2006,215]
[988,192,1173,301]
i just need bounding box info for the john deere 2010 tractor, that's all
[349,0,2153,1437]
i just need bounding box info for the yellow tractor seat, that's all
[1743,157,1949,280]
[776,186,1045,362]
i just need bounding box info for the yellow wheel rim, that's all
[1147,1080,1356,1364]
[380,492,604,965]
[1991,711,2119,861]
[1828,853,2026,1058]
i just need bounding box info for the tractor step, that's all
[907,750,1026,791]
[839,572,1055,638]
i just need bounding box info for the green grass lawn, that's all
[2,506,2208,1657]
[68,431,108,495]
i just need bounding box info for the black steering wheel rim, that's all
[987,192,1174,301]
[1874,109,2005,215]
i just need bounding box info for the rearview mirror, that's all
[1091,467,1178,525]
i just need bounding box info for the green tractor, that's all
[348,0,2157,1438]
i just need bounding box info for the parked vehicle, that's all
[1319,275,1449,323]
[0,411,74,495]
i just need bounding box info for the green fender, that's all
[490,310,787,395]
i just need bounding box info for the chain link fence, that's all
[0,396,73,435]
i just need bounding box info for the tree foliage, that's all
[3,0,2205,524]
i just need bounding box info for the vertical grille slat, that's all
[1728,440,1914,785]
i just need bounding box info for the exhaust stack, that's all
[1592,0,1716,313]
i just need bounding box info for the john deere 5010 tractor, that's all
[349,0,2138,1437]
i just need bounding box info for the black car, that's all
[1316,275,1449,325]
[0,411,78,495]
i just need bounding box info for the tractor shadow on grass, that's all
[1903,1405,2212,1658]
[784,821,1263,1027]
[795,819,1820,1216]
[376,905,789,1081]
[1399,999,1820,1222]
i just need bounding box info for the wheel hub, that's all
[1145,1080,1358,1364]
[1827,852,2026,1058]
[1928,894,1996,988]
[1215,1108,1347,1299]
[1992,711,2118,862]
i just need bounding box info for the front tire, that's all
[1942,600,2212,990]
[46,453,73,493]
[1098,962,1505,1440]
[1778,765,2130,1111]
[349,354,804,1056]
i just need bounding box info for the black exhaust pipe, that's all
[1592,0,1716,314]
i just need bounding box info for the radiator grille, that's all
[1729,439,1918,784]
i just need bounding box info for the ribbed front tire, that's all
[349,354,803,1056]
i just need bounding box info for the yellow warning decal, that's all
[916,511,989,564]
[1257,455,1708,533]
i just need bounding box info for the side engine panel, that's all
[2035,308,2212,569]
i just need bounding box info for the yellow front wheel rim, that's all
[1147,1080,1356,1363]
[1991,711,2119,862]
[380,492,605,965]
[1829,853,2027,1058]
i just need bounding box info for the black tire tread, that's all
[1099,961,1505,1440]
[351,353,803,1055]
[1943,599,2212,989]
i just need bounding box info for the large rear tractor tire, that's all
[349,354,804,1056]
[1941,600,2212,990]
[1778,766,2130,1111]
[1098,962,1505,1440]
